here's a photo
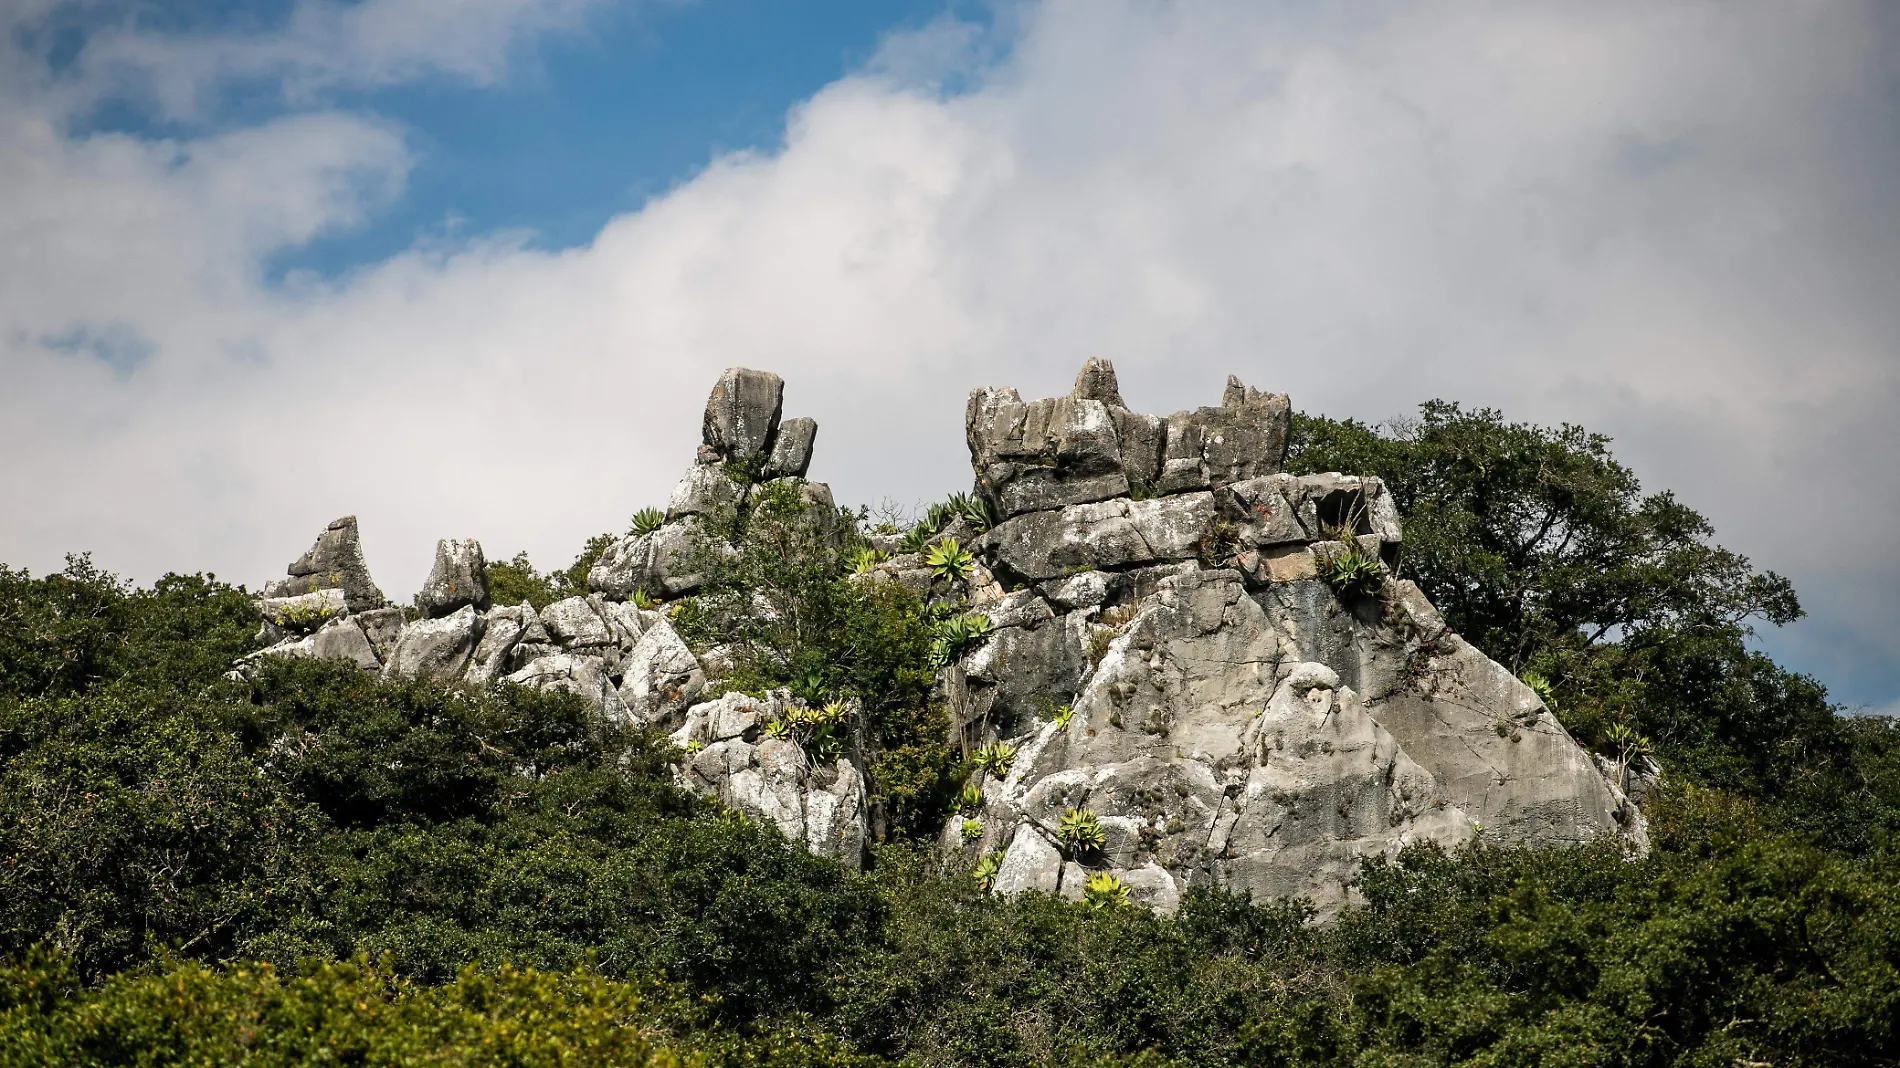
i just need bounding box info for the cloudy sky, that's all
[3,0,1897,712]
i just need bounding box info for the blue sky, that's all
[3,0,1899,713]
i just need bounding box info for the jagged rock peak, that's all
[1072,357,1126,407]
[262,515,385,613]
[965,361,1291,521]
[417,538,489,619]
[702,367,786,460]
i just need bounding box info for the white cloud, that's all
[2,0,1899,702]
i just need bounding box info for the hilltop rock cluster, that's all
[243,362,1644,909]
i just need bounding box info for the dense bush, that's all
[0,398,1895,1065]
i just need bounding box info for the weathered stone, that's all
[1041,571,1113,611]
[310,616,379,671]
[981,493,1215,583]
[264,515,386,612]
[971,561,1638,915]
[383,605,482,682]
[764,417,818,479]
[967,388,1130,519]
[1072,357,1127,408]
[680,715,867,869]
[667,462,745,521]
[616,617,705,729]
[416,538,487,618]
[465,603,532,684]
[256,588,347,633]
[1216,474,1309,547]
[992,823,1062,895]
[354,607,408,661]
[541,596,613,648]
[587,520,720,601]
[508,652,626,717]
[703,367,785,460]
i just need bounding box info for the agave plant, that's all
[1082,872,1131,910]
[631,588,660,611]
[850,546,889,575]
[1520,670,1557,710]
[1052,704,1075,731]
[957,782,986,814]
[927,613,995,669]
[961,818,984,841]
[1057,807,1106,854]
[925,538,975,583]
[948,492,993,533]
[683,739,704,755]
[971,851,1005,893]
[975,741,1017,778]
[631,508,666,536]
[1317,530,1385,598]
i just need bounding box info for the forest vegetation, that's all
[1,403,1895,1066]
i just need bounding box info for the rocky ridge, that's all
[240,363,1645,909]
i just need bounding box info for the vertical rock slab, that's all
[764,417,818,479]
[417,539,488,618]
[263,515,386,612]
[383,605,483,682]
[703,367,785,460]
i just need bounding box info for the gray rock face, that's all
[310,616,381,671]
[674,691,867,868]
[965,361,1290,520]
[982,493,1216,583]
[667,462,746,521]
[616,617,706,729]
[587,521,718,601]
[703,367,785,460]
[765,417,818,479]
[383,605,483,682]
[417,538,488,618]
[261,516,386,612]
[945,364,1643,914]
[508,652,627,717]
[465,603,532,684]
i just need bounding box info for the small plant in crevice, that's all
[1057,807,1106,855]
[971,851,1005,893]
[684,739,704,755]
[1082,871,1131,910]
[850,546,888,575]
[975,741,1016,778]
[925,538,976,583]
[948,492,993,533]
[631,508,666,536]
[960,818,983,841]
[631,588,661,611]
[1052,703,1075,731]
[928,612,994,670]
[957,782,986,815]
[1316,530,1385,598]
[764,699,856,763]
[1197,517,1243,568]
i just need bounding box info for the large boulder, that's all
[416,538,488,618]
[616,617,705,729]
[261,515,386,612]
[587,521,720,600]
[703,367,785,460]
[764,417,818,479]
[382,605,483,682]
[981,493,1216,583]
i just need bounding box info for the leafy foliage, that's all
[925,538,976,583]
[1082,872,1130,910]
[2,396,1898,1067]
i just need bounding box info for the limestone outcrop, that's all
[239,362,1641,904]
[943,361,1644,915]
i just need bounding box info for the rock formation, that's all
[239,362,1644,905]
[943,361,1643,914]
